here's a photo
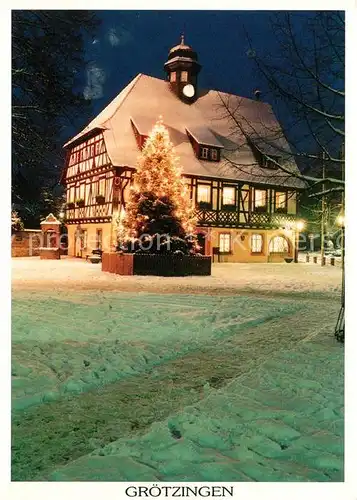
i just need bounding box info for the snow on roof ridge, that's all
[123,73,271,109]
[64,73,144,147]
[206,87,273,109]
[101,73,144,128]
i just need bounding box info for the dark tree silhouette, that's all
[219,11,344,198]
[12,10,100,226]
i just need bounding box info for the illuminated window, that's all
[222,186,235,206]
[251,234,263,253]
[275,191,287,210]
[269,236,289,253]
[99,177,106,196]
[262,156,279,169]
[197,184,211,203]
[219,233,231,253]
[79,183,85,200]
[254,189,267,208]
[211,149,218,161]
[181,71,188,82]
[201,147,209,159]
[68,186,75,202]
[170,72,177,82]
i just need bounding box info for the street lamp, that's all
[337,214,345,228]
[294,220,305,263]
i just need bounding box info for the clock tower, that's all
[164,35,201,103]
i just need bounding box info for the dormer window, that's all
[262,156,279,169]
[170,71,177,82]
[247,138,281,170]
[186,127,223,162]
[130,118,149,150]
[199,146,220,161]
[181,71,188,82]
[201,147,209,159]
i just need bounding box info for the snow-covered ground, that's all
[12,256,343,481]
[12,256,342,297]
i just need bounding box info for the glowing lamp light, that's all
[59,211,64,219]
[296,220,305,231]
[337,215,345,227]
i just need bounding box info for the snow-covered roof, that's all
[186,126,224,148]
[64,74,305,189]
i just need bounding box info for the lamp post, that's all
[334,213,345,342]
[294,220,305,263]
[336,215,345,269]
[336,214,345,304]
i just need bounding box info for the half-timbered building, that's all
[61,36,305,262]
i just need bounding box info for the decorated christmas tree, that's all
[119,117,197,254]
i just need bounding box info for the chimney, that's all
[254,89,261,101]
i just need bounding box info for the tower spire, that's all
[164,35,201,103]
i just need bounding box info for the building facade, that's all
[61,37,305,263]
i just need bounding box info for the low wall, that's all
[102,253,134,275]
[39,248,60,260]
[11,230,41,257]
[102,253,212,276]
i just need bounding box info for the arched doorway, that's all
[269,235,289,253]
[268,234,291,262]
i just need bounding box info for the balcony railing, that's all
[66,202,111,221]
[193,208,297,229]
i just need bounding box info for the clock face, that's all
[183,84,195,98]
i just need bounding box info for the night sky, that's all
[75,9,339,167]
[82,11,284,118]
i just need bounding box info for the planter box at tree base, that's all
[39,247,60,260]
[102,253,212,276]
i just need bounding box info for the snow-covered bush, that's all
[11,210,24,233]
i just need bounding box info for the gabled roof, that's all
[64,74,305,189]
